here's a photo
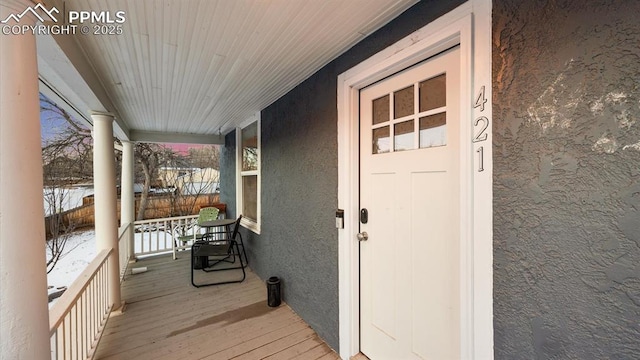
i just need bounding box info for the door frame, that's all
[336,1,493,359]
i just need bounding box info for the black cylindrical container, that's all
[192,241,209,269]
[266,276,281,307]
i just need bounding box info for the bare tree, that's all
[43,184,77,273]
[41,94,91,272]
[134,143,177,220]
[155,146,220,217]
[161,167,220,217]
[188,146,220,169]
[156,146,220,245]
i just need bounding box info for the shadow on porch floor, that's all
[95,254,338,360]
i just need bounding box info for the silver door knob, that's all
[357,232,369,241]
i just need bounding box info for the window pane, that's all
[242,175,258,222]
[419,113,446,148]
[394,120,414,151]
[242,122,258,171]
[419,74,446,112]
[372,126,390,154]
[394,85,414,119]
[372,95,389,125]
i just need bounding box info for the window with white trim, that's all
[236,115,260,233]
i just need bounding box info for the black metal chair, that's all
[190,215,246,287]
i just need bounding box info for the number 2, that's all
[473,116,489,143]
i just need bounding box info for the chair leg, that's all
[191,241,245,287]
[223,226,248,266]
[190,246,196,287]
[237,232,249,266]
[235,241,246,282]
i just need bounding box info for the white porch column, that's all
[92,113,122,310]
[121,141,135,259]
[0,1,51,358]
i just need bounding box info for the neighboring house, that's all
[156,167,189,189]
[158,167,219,195]
[2,0,639,359]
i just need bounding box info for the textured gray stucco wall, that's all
[220,0,465,352]
[220,130,236,217]
[493,0,640,358]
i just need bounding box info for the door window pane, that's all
[419,74,446,112]
[419,113,446,148]
[394,85,414,119]
[372,95,390,125]
[242,122,258,171]
[373,126,390,154]
[394,120,414,152]
[242,175,258,222]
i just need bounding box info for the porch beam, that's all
[0,1,51,358]
[129,129,224,145]
[92,113,123,310]
[44,0,129,140]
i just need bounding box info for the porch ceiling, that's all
[40,0,417,143]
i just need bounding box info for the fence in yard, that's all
[44,193,220,237]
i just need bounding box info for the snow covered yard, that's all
[46,228,180,291]
[46,229,97,290]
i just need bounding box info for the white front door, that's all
[359,47,461,359]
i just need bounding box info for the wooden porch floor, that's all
[95,254,339,360]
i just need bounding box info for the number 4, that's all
[474,85,487,112]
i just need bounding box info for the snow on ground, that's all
[46,229,96,289]
[46,228,180,290]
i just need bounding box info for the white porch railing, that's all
[133,215,199,259]
[49,248,113,360]
[47,215,207,359]
[118,222,133,280]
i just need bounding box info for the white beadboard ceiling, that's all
[42,0,417,143]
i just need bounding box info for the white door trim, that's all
[336,1,493,359]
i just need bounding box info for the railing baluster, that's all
[90,276,95,349]
[143,226,147,254]
[153,220,157,253]
[100,265,104,323]
[72,304,76,359]
[51,329,58,360]
[162,220,165,250]
[80,292,85,359]
[62,315,68,359]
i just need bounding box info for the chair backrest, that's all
[198,203,227,218]
[231,215,243,240]
[197,207,219,224]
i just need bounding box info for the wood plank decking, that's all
[95,254,338,360]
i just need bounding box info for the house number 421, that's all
[473,86,489,172]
